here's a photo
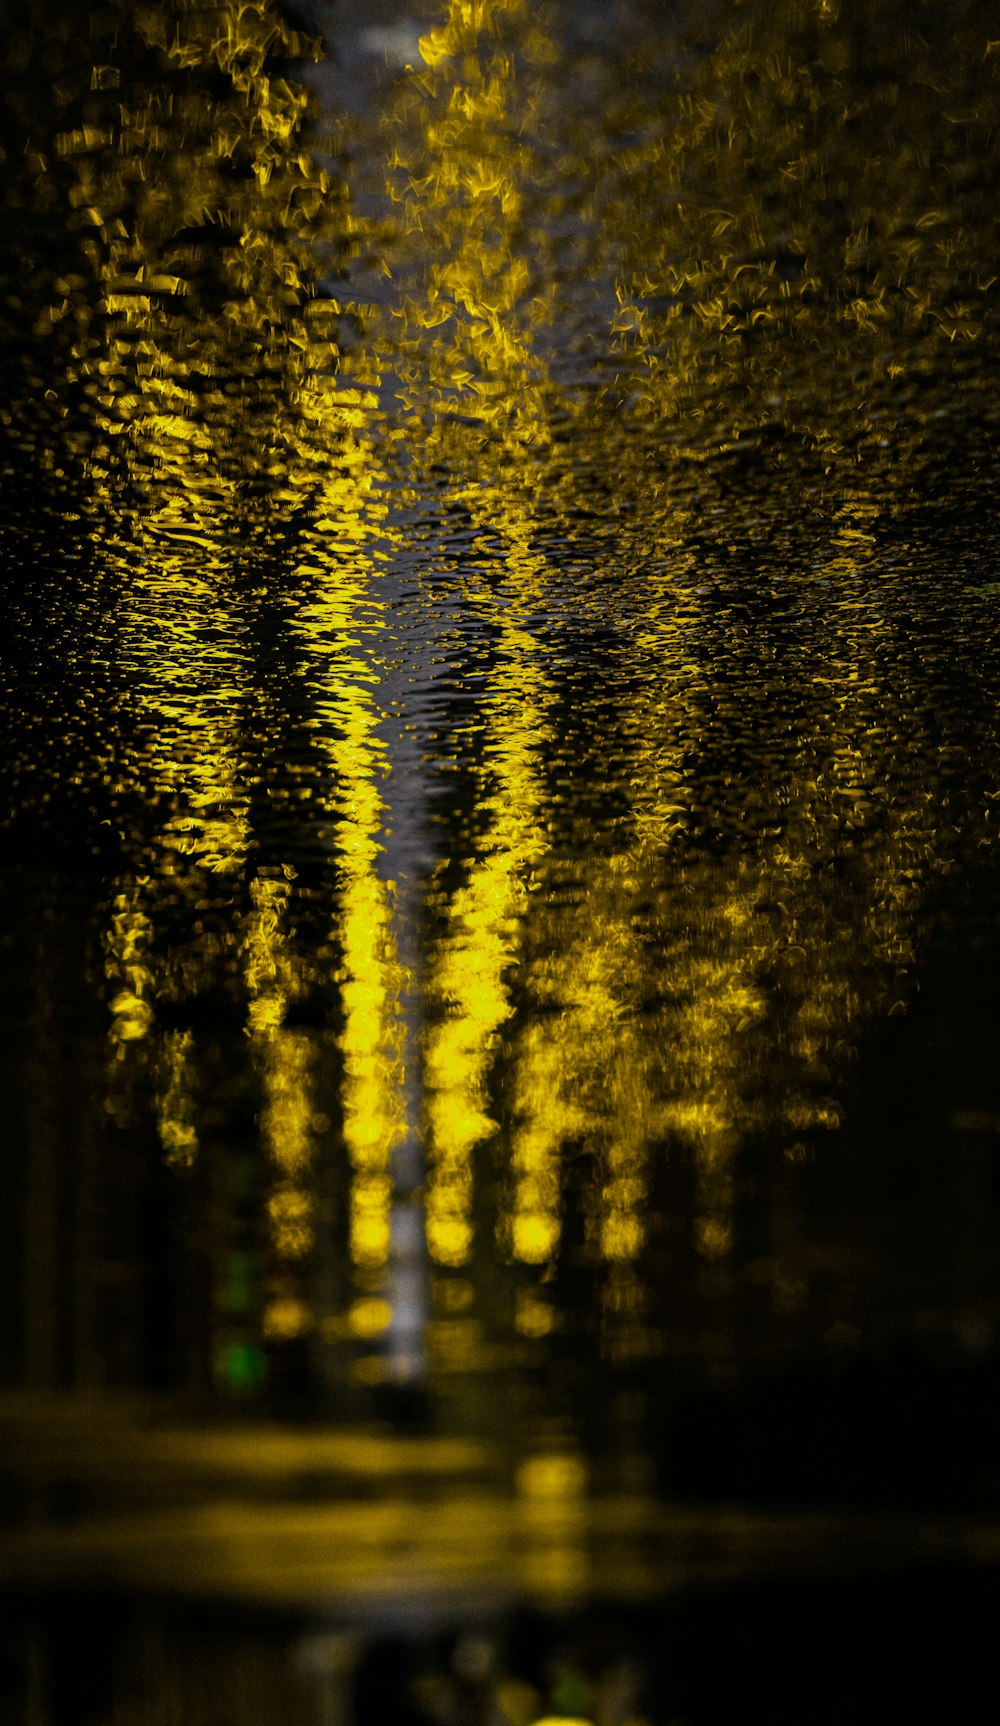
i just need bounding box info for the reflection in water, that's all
[381,0,560,451]
[423,502,555,1274]
[290,448,417,1383]
[2,0,1000,1651]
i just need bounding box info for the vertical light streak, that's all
[242,870,317,1342]
[423,510,552,1268]
[289,438,411,1292]
[383,0,563,1279]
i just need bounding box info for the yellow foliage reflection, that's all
[5,0,998,1419]
[423,496,553,1268]
[603,0,1000,456]
[290,455,410,1278]
[52,0,410,1379]
[382,0,558,451]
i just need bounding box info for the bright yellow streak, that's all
[423,502,551,1268]
[290,443,409,1276]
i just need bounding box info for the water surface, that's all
[2,0,1000,1716]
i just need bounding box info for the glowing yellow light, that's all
[348,1298,393,1338]
[263,1296,310,1340]
[516,1453,587,1501]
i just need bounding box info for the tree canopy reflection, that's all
[1,0,999,1487]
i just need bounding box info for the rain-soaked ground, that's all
[1,0,1000,1719]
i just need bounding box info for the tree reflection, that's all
[1,0,999,1486]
